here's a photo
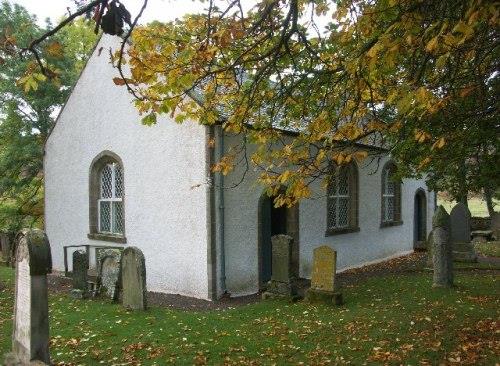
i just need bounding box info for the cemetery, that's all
[1,207,499,364]
[0,0,498,364]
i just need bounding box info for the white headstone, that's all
[11,229,52,364]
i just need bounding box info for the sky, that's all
[10,0,211,24]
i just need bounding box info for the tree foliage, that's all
[18,0,500,207]
[0,1,97,231]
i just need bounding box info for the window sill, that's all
[87,233,127,244]
[325,227,360,236]
[380,220,403,228]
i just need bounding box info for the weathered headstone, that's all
[71,250,88,298]
[100,255,120,301]
[426,231,434,267]
[432,206,454,288]
[491,212,500,240]
[306,246,343,305]
[450,203,471,243]
[0,232,12,266]
[10,229,52,364]
[450,203,477,262]
[262,235,297,299]
[120,247,147,310]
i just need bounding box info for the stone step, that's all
[453,242,474,252]
[452,251,477,263]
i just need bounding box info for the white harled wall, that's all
[44,35,210,299]
[221,134,434,296]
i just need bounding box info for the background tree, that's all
[0,1,97,231]
[18,0,500,209]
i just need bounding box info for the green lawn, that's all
[1,267,499,365]
[437,196,498,217]
[474,242,500,258]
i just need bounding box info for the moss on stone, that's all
[432,205,450,229]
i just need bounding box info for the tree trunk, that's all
[484,186,495,217]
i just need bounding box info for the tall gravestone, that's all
[11,229,52,364]
[450,203,477,262]
[71,250,89,298]
[0,232,11,266]
[120,247,147,310]
[262,235,297,299]
[432,206,454,288]
[306,246,343,305]
[100,254,120,301]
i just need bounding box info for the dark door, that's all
[414,190,427,249]
[260,196,288,284]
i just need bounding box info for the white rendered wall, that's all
[221,134,434,296]
[44,35,209,299]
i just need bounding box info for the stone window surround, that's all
[88,151,127,244]
[325,162,360,236]
[380,161,403,228]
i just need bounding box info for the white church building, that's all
[44,35,434,300]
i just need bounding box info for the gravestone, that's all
[120,247,147,310]
[432,206,454,288]
[426,231,434,267]
[306,246,343,305]
[71,250,88,298]
[262,235,297,299]
[449,203,477,262]
[100,255,120,301]
[491,212,500,240]
[0,232,12,266]
[10,229,52,364]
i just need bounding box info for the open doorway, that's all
[414,189,427,250]
[258,193,299,288]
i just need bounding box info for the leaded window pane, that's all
[113,201,124,234]
[338,169,349,195]
[100,165,113,199]
[98,162,124,235]
[384,197,395,221]
[99,201,111,232]
[115,165,123,198]
[328,195,337,228]
[338,197,349,227]
[382,165,398,223]
[327,165,352,230]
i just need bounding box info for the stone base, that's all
[413,241,427,251]
[453,251,478,263]
[305,289,343,306]
[262,280,297,299]
[3,352,48,366]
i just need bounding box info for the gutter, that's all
[216,126,227,293]
[206,125,217,300]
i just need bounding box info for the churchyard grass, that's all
[437,196,498,217]
[1,266,498,365]
[474,241,500,258]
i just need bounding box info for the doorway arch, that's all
[257,192,299,289]
[413,189,427,250]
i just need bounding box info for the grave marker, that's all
[100,255,120,301]
[121,247,147,310]
[306,246,343,305]
[71,250,88,298]
[450,203,477,262]
[11,229,52,364]
[262,235,297,299]
[432,206,454,288]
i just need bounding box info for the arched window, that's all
[88,152,126,242]
[381,162,402,226]
[326,163,359,235]
[98,163,124,234]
